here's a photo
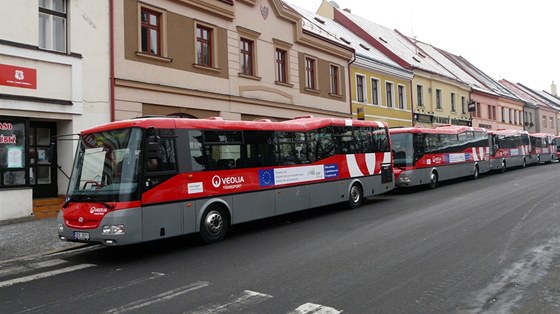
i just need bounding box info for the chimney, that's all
[551,81,557,96]
[343,8,351,13]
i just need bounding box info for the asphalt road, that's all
[1,163,559,313]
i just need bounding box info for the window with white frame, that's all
[356,75,365,102]
[435,89,442,110]
[451,93,456,112]
[275,48,287,83]
[39,0,67,52]
[371,78,380,105]
[329,65,340,95]
[386,82,394,108]
[417,85,424,107]
[196,24,213,67]
[305,57,317,90]
[397,85,405,109]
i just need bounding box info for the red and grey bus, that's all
[488,129,531,171]
[389,125,491,189]
[57,116,393,245]
[529,133,557,164]
[555,136,560,160]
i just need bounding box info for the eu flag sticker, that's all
[259,169,275,186]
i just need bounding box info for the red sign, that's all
[0,64,37,89]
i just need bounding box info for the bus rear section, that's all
[529,133,556,164]
[488,129,530,171]
[390,126,490,189]
[555,136,560,160]
[57,117,394,246]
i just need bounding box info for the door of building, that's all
[29,122,57,198]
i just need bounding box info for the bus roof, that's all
[389,125,487,135]
[487,129,529,136]
[529,132,555,138]
[80,116,389,135]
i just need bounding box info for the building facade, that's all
[0,0,111,220]
[112,0,353,122]
[319,2,471,128]
[295,3,414,127]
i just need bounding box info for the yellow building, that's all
[301,2,413,127]
[318,1,472,128]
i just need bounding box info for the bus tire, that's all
[473,165,480,179]
[199,204,230,244]
[428,171,438,189]
[500,160,506,173]
[348,183,363,209]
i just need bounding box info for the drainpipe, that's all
[409,78,414,126]
[109,0,115,122]
[347,52,356,118]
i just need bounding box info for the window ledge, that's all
[238,73,262,81]
[304,88,320,94]
[329,93,343,99]
[275,81,293,88]
[193,63,222,73]
[135,52,173,63]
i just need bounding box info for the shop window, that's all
[0,120,26,186]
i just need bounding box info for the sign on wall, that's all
[0,64,37,89]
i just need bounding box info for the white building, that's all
[0,0,111,220]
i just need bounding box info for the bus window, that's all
[244,131,275,168]
[144,135,177,190]
[275,131,305,165]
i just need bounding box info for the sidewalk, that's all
[0,217,85,262]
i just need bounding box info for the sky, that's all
[285,0,560,93]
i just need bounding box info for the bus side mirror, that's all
[145,136,161,159]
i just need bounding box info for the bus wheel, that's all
[200,205,229,244]
[429,171,438,189]
[473,165,480,179]
[500,161,506,173]
[348,183,363,209]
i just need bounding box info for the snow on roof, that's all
[285,2,411,77]
[499,79,555,110]
[337,9,459,80]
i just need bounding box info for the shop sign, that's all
[0,64,37,89]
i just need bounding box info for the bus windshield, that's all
[66,128,142,203]
[391,133,414,167]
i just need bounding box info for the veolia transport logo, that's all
[212,175,221,188]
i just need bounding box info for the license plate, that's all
[73,231,90,241]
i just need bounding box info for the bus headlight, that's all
[57,223,64,232]
[398,174,412,184]
[102,224,125,235]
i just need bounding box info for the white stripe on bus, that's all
[288,303,342,314]
[0,263,96,288]
[346,154,363,177]
[365,153,376,175]
[187,290,272,314]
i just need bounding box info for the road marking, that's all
[288,303,343,314]
[187,290,273,314]
[0,259,67,277]
[12,272,165,314]
[0,263,96,288]
[105,281,210,314]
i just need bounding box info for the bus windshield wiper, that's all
[62,194,114,210]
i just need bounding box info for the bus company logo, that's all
[432,156,443,164]
[212,175,245,189]
[90,206,108,215]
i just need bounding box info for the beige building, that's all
[0,0,111,221]
[112,0,354,121]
